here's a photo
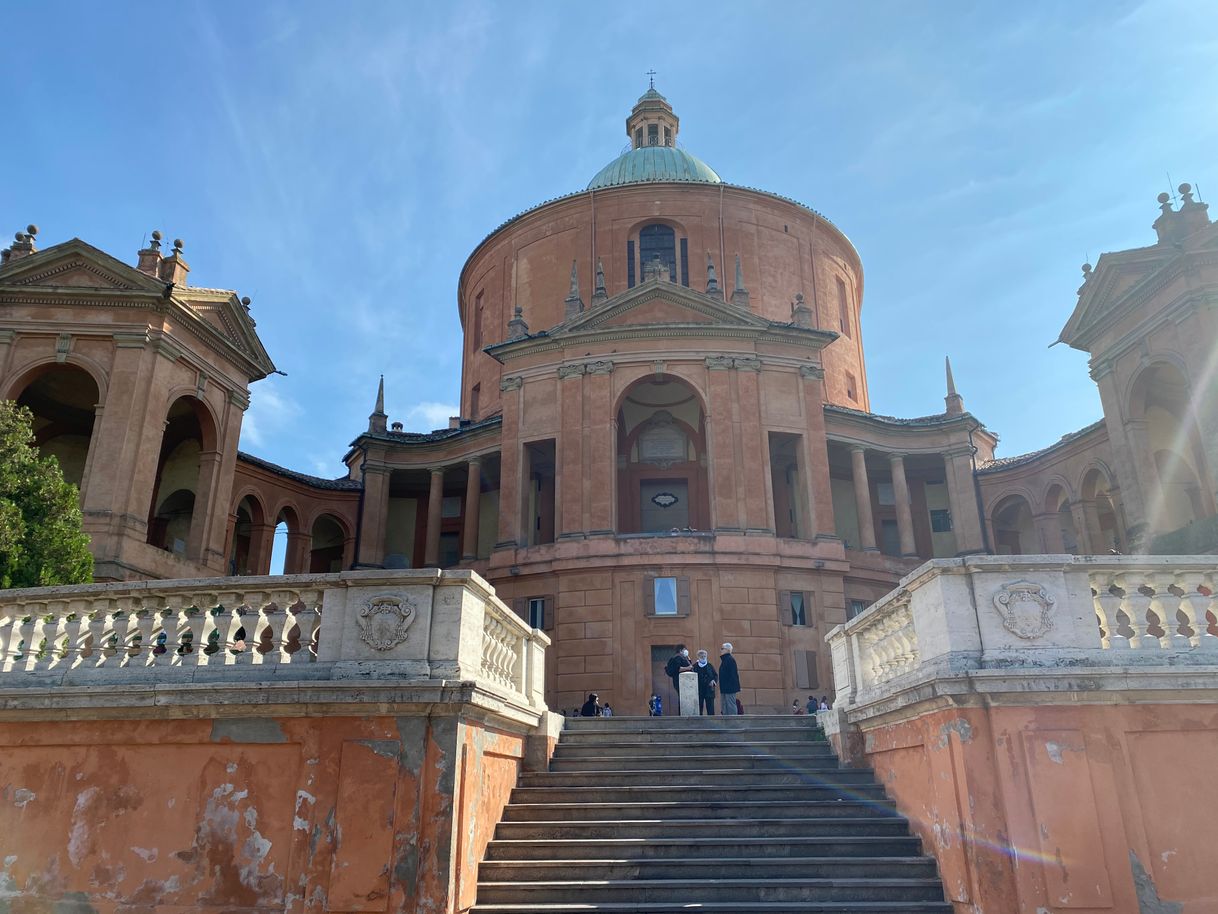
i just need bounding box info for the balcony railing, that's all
[827,555,1218,706]
[0,569,549,710]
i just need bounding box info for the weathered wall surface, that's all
[0,713,525,914]
[862,703,1218,913]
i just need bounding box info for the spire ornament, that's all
[507,303,529,340]
[564,260,584,319]
[368,374,388,434]
[731,253,750,309]
[705,252,721,297]
[592,258,608,303]
[945,356,965,415]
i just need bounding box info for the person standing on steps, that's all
[693,649,718,716]
[580,693,601,717]
[718,643,741,716]
[665,645,692,712]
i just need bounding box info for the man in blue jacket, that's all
[719,642,742,715]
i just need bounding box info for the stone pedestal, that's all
[678,670,698,716]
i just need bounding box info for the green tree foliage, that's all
[0,400,93,588]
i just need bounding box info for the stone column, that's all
[943,447,985,553]
[424,467,445,566]
[1093,364,1147,534]
[889,454,917,557]
[1082,499,1107,553]
[1033,512,1065,553]
[496,378,523,549]
[248,522,276,574]
[584,361,615,535]
[187,448,223,562]
[285,529,310,574]
[850,446,878,552]
[735,361,770,532]
[557,365,584,538]
[706,363,740,532]
[799,366,835,539]
[1068,501,1093,554]
[357,464,390,567]
[461,457,482,561]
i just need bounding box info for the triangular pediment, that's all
[553,278,769,336]
[0,239,168,294]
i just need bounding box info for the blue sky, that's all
[4,1,1216,473]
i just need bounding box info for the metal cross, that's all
[646,69,657,89]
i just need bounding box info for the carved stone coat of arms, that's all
[992,581,1056,640]
[357,596,417,650]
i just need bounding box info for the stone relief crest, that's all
[357,595,417,651]
[992,580,1056,640]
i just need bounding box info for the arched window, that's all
[638,224,677,285]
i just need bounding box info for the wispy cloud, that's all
[240,383,303,452]
[405,401,459,433]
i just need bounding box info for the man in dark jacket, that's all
[718,642,741,715]
[665,644,692,711]
[692,649,718,715]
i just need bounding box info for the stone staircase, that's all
[471,714,950,913]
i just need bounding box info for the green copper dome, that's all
[587,145,722,190]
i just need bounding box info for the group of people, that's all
[662,642,743,716]
[797,695,831,714]
[574,694,613,717]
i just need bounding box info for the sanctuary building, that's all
[1,87,1214,712]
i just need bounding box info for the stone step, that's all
[557,736,833,760]
[510,783,889,804]
[479,856,940,882]
[467,906,950,911]
[474,877,948,905]
[471,903,952,913]
[485,835,925,861]
[526,767,874,786]
[564,716,820,733]
[493,816,915,842]
[549,752,840,771]
[501,799,898,822]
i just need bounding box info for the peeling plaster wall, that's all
[0,714,526,914]
[859,703,1218,913]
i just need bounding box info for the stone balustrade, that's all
[827,555,1218,706]
[0,569,548,709]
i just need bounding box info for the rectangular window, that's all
[794,649,819,691]
[525,439,556,545]
[664,126,672,147]
[930,509,953,532]
[627,240,636,288]
[847,599,870,619]
[836,277,852,338]
[679,238,689,286]
[528,597,546,630]
[441,495,463,519]
[654,577,678,615]
[769,432,808,539]
[846,372,858,402]
[780,590,810,626]
[470,383,480,419]
[648,124,659,145]
[635,127,643,148]
[876,482,895,506]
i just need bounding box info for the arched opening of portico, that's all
[1044,484,1080,554]
[1129,362,1214,532]
[12,364,101,494]
[1080,468,1125,553]
[309,514,348,573]
[992,494,1036,555]
[616,375,709,534]
[147,396,216,559]
[229,494,269,575]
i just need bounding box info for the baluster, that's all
[1116,574,1157,649]
[23,603,50,671]
[1179,573,1218,651]
[0,603,29,671]
[134,599,158,666]
[293,595,321,661]
[111,598,138,665]
[160,595,186,665]
[1091,574,1129,650]
[1149,573,1189,650]
[58,600,88,668]
[34,601,68,670]
[83,599,110,667]
[266,591,299,664]
[196,600,221,666]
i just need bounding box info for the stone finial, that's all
[592,258,608,303]
[731,253,750,309]
[137,229,165,276]
[507,303,529,340]
[1153,183,1210,244]
[564,260,584,319]
[6,225,37,262]
[945,356,965,415]
[705,252,720,296]
[158,236,190,285]
[1081,262,1092,278]
[791,292,813,328]
[368,375,388,434]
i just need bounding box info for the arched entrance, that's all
[229,494,269,575]
[616,375,709,533]
[309,514,348,573]
[992,494,1036,555]
[147,396,216,558]
[1080,468,1125,553]
[12,364,100,493]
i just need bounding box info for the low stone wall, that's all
[0,569,555,914]
[825,555,1218,912]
